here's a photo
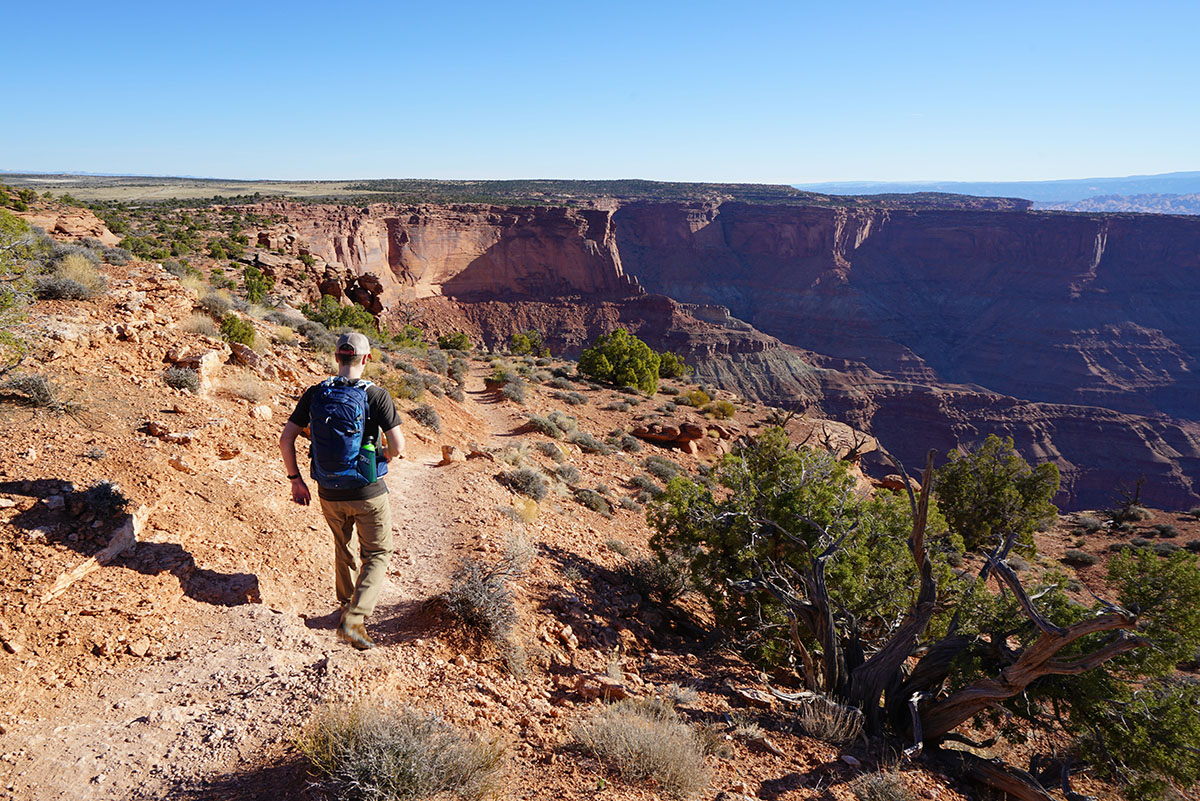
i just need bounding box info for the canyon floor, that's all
[1,248,1197,801]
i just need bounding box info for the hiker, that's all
[279,331,405,650]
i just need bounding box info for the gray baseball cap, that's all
[335,331,371,356]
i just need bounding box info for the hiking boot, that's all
[337,621,374,651]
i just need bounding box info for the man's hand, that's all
[291,477,311,506]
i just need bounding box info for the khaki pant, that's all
[319,494,394,627]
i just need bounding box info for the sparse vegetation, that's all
[409,404,442,433]
[795,696,864,745]
[850,769,915,801]
[163,366,200,393]
[1077,515,1103,532]
[625,553,690,604]
[296,704,503,801]
[440,536,532,643]
[567,430,611,454]
[525,414,563,438]
[574,488,611,516]
[554,464,581,485]
[574,698,709,798]
[643,455,681,483]
[76,481,130,519]
[1063,548,1099,567]
[0,373,77,413]
[501,467,548,501]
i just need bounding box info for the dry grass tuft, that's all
[574,698,709,798]
[181,313,220,337]
[850,769,916,801]
[795,695,864,744]
[295,703,504,801]
[219,369,263,402]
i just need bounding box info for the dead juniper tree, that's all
[649,427,1200,801]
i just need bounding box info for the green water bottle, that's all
[361,442,377,482]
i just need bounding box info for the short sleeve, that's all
[288,385,317,427]
[368,385,402,431]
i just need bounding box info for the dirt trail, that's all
[0,374,511,801]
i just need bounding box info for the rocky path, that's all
[0,375,512,801]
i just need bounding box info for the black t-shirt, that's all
[289,380,402,501]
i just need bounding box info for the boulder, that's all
[440,445,466,465]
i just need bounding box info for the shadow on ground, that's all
[1,478,260,607]
[167,756,310,801]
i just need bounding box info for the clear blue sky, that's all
[4,0,1196,183]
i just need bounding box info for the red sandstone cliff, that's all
[246,200,1200,511]
[250,202,640,307]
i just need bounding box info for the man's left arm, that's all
[383,426,405,462]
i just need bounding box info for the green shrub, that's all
[658,351,691,379]
[574,698,708,798]
[933,434,1059,552]
[509,329,547,357]
[578,327,660,395]
[676,388,710,408]
[703,400,736,419]
[502,467,548,501]
[437,331,471,350]
[164,366,200,393]
[242,264,274,303]
[220,313,256,347]
[296,704,503,801]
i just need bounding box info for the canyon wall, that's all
[613,202,1200,420]
[255,202,639,307]
[250,201,1200,510]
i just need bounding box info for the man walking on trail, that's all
[279,332,405,651]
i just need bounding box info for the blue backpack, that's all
[308,377,388,490]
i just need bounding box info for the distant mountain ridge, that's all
[795,171,1200,203]
[1038,193,1200,215]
